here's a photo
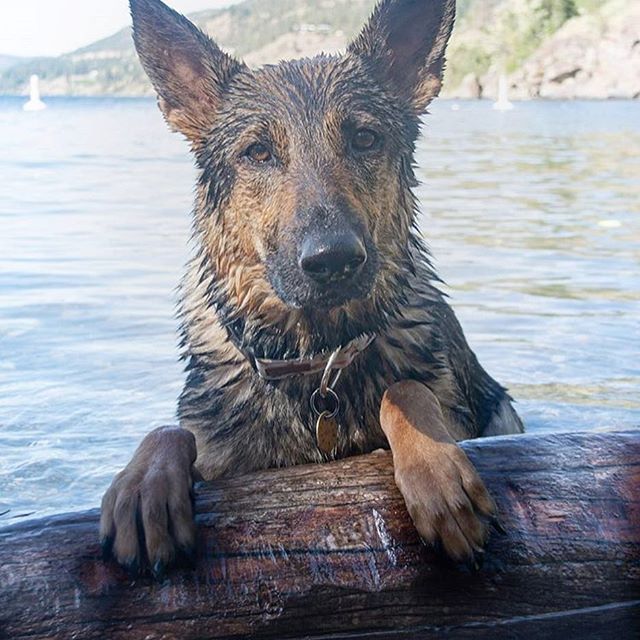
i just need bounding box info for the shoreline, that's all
[1,94,639,102]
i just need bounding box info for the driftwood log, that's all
[0,430,638,640]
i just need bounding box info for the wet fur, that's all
[172,51,524,477]
[179,249,523,479]
[100,0,524,573]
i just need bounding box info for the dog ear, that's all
[130,0,245,141]
[348,0,456,112]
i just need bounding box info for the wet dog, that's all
[100,0,523,579]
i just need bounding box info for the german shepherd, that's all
[100,0,524,579]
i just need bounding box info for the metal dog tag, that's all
[315,411,338,455]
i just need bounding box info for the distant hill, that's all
[0,55,29,72]
[0,0,637,99]
[0,0,375,97]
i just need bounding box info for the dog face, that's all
[203,57,409,312]
[131,0,455,345]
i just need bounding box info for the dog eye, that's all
[351,128,380,152]
[244,142,272,164]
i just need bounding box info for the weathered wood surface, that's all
[0,430,639,640]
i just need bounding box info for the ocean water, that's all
[0,97,638,523]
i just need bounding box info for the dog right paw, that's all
[99,426,198,579]
[394,441,496,564]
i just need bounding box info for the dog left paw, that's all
[394,442,497,563]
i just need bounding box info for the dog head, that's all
[131,0,455,353]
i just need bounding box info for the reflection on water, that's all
[0,97,638,522]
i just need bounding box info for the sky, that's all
[0,0,241,58]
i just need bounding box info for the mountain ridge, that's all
[1,0,637,100]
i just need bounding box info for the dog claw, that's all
[124,559,140,579]
[490,516,507,535]
[427,538,443,555]
[454,553,482,574]
[100,536,114,560]
[152,560,167,582]
[472,549,485,571]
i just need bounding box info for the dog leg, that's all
[380,380,497,563]
[99,426,198,579]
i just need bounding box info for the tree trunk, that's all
[1,431,639,640]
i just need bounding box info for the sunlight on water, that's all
[416,100,640,434]
[0,97,638,522]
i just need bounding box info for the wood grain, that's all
[1,430,639,639]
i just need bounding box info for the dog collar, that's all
[253,332,375,382]
[224,323,374,456]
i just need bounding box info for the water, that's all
[0,97,638,523]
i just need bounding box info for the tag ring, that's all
[310,387,340,419]
[319,347,342,397]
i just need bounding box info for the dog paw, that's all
[394,442,497,563]
[99,426,198,578]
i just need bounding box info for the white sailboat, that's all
[492,74,513,111]
[23,75,46,112]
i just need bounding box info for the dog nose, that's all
[299,233,367,284]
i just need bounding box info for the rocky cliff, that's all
[508,0,640,99]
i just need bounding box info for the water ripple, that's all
[0,97,638,522]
